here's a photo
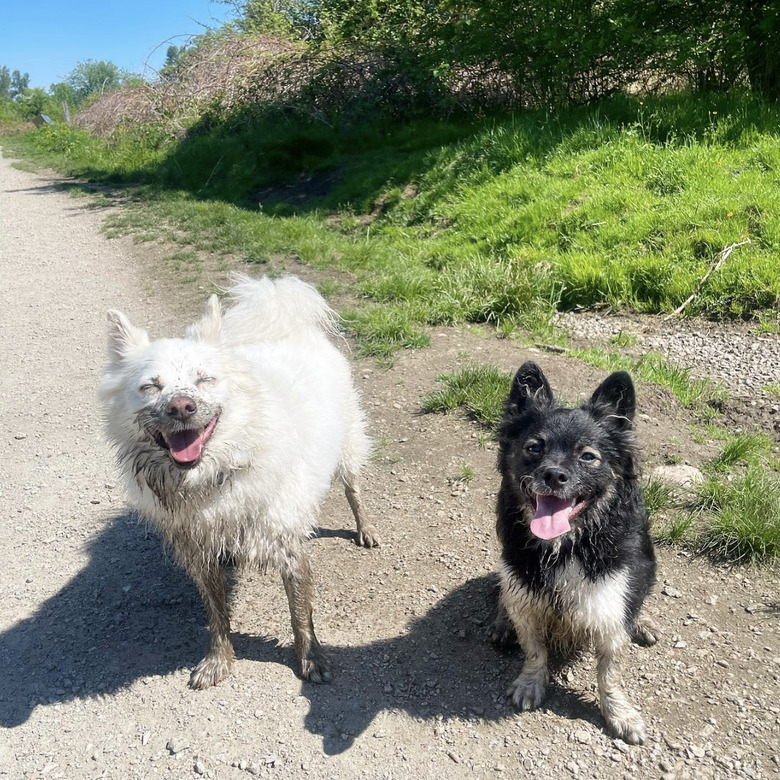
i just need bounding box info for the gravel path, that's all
[1,153,779,780]
[559,312,780,398]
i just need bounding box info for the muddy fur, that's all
[99,274,379,688]
[493,361,658,744]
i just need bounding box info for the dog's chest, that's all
[502,559,630,643]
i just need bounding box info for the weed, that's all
[477,431,493,449]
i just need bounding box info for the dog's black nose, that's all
[543,467,569,488]
[166,396,198,420]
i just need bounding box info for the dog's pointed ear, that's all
[187,294,223,342]
[589,371,636,425]
[508,361,554,413]
[106,309,149,363]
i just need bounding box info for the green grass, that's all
[571,347,723,409]
[651,432,780,564]
[610,330,639,348]
[706,432,771,472]
[653,514,695,546]
[421,364,513,428]
[4,90,780,358]
[693,466,780,563]
[763,384,780,400]
[643,479,675,513]
[455,463,475,482]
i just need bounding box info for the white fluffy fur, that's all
[99,272,371,571]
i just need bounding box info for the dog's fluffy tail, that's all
[221,273,338,343]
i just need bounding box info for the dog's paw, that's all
[300,650,333,684]
[507,671,547,711]
[487,616,517,647]
[357,524,381,548]
[189,652,233,690]
[604,705,647,745]
[632,616,662,647]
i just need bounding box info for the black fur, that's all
[496,361,656,633]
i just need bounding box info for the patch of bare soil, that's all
[1,154,778,780]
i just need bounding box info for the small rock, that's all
[650,464,704,487]
[14,433,27,440]
[447,750,460,764]
[166,737,188,755]
[663,586,682,598]
[574,730,592,745]
[674,640,687,649]
[194,759,206,775]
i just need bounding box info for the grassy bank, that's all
[3,90,780,360]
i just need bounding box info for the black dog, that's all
[493,362,659,744]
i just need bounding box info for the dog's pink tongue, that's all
[166,429,203,464]
[530,495,574,540]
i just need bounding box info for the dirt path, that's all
[1,153,778,780]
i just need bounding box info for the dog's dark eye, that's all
[139,381,162,394]
[525,441,543,455]
[580,451,598,462]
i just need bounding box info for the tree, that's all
[742,0,780,98]
[66,59,124,104]
[225,0,323,40]
[10,69,30,99]
[17,87,50,118]
[49,81,78,107]
[0,66,11,100]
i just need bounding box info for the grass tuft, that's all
[707,432,771,472]
[694,467,780,564]
[421,364,512,428]
[643,479,675,513]
[341,305,431,358]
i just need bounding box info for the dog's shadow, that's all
[0,517,605,747]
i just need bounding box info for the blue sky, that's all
[0,1,235,90]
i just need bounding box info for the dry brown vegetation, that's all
[75,35,309,136]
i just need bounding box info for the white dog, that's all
[99,274,379,689]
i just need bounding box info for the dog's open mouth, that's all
[530,494,586,540]
[151,417,219,469]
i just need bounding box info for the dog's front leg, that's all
[188,563,234,690]
[281,551,332,683]
[596,636,646,744]
[502,590,549,710]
